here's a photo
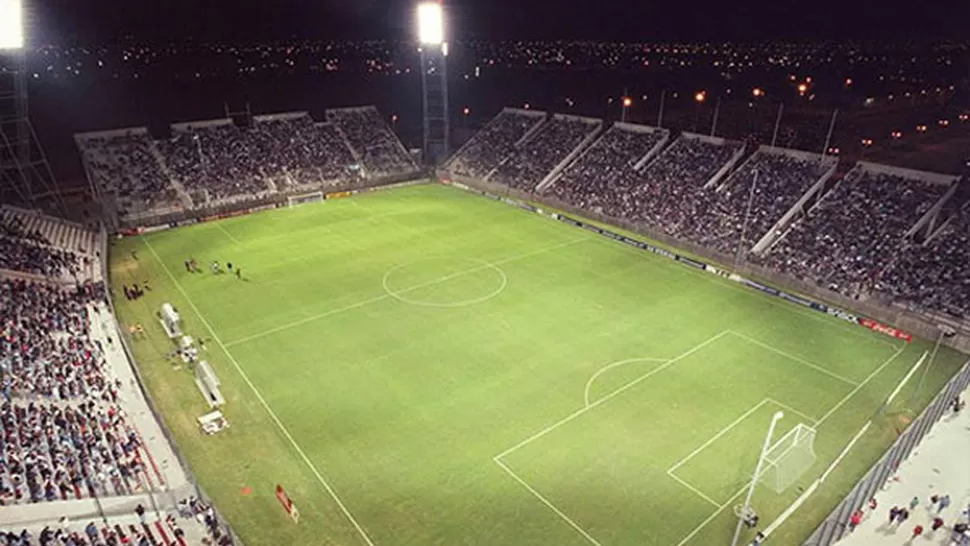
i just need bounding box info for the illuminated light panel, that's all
[417,2,444,45]
[0,0,24,50]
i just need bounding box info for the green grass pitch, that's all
[109,182,966,546]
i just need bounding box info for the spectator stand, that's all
[855,162,961,241]
[758,161,957,300]
[0,205,103,283]
[488,113,602,192]
[542,122,670,214]
[734,146,839,255]
[325,106,419,180]
[676,132,747,190]
[534,114,603,191]
[621,122,672,171]
[75,128,188,228]
[443,107,546,180]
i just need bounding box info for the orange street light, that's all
[694,91,706,103]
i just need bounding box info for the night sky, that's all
[29,0,968,44]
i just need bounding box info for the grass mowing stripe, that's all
[143,238,378,546]
[224,234,590,347]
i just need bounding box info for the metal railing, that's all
[802,359,970,545]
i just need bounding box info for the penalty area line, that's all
[493,458,604,546]
[144,239,377,546]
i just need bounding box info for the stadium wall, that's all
[113,171,427,231]
[440,173,970,353]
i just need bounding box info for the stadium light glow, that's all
[0,0,24,50]
[417,2,444,45]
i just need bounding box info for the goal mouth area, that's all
[287,191,325,207]
[757,423,818,495]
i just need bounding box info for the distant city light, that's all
[960,114,969,122]
[694,91,706,103]
[861,138,874,147]
[938,119,950,127]
[845,78,853,86]
[891,130,903,139]
[523,103,530,109]
[916,125,927,133]
[622,97,633,108]
[797,83,808,94]
[752,88,764,97]
[462,107,470,115]
[391,114,399,122]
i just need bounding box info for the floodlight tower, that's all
[416,2,450,166]
[0,0,64,213]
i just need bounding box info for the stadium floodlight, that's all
[417,2,444,45]
[0,0,24,50]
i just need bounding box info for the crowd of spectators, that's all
[80,108,413,217]
[0,279,150,506]
[326,107,418,179]
[77,134,182,217]
[757,170,949,298]
[158,124,272,203]
[878,210,970,317]
[549,125,667,209]
[683,152,832,256]
[624,137,742,237]
[0,214,80,279]
[448,109,544,179]
[489,117,599,191]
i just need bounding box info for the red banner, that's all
[858,318,913,343]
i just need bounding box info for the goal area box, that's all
[287,191,324,208]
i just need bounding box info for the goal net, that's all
[287,191,324,208]
[758,423,817,494]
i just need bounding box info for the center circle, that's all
[382,257,508,307]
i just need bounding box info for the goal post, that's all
[287,191,324,208]
[757,423,817,494]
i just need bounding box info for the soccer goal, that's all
[757,423,817,494]
[287,191,324,208]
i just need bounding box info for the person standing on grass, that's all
[236,267,242,280]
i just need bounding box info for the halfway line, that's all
[224,235,589,347]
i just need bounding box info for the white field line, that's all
[581,230,903,353]
[728,330,860,387]
[668,399,770,474]
[493,458,604,546]
[583,357,670,407]
[144,239,377,546]
[765,397,821,425]
[494,330,730,461]
[817,344,907,426]
[676,345,908,546]
[215,222,242,245]
[666,470,722,509]
[674,482,749,546]
[224,235,589,347]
